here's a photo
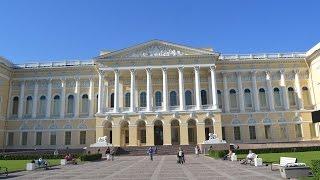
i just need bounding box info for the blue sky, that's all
[0,0,319,64]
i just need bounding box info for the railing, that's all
[220,52,306,61]
[13,60,94,69]
[169,106,180,111]
[186,105,196,110]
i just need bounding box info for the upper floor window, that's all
[273,88,282,107]
[140,92,146,107]
[244,89,252,108]
[39,96,46,115]
[53,95,60,116]
[12,96,19,115]
[288,87,296,106]
[170,91,177,106]
[229,89,237,108]
[125,93,130,107]
[201,90,207,105]
[155,91,162,107]
[302,87,311,106]
[67,95,75,114]
[81,94,89,114]
[110,93,114,108]
[259,88,267,107]
[217,90,222,109]
[26,96,33,115]
[185,90,192,106]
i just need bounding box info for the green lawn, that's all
[237,151,320,166]
[0,159,61,172]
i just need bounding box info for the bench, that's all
[271,157,297,171]
[0,166,8,176]
[26,160,49,171]
[61,159,77,165]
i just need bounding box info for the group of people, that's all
[105,147,115,161]
[64,153,78,164]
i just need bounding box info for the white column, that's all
[178,67,185,111]
[97,70,105,114]
[130,69,136,112]
[294,70,304,110]
[194,66,201,110]
[6,81,13,118]
[74,78,80,117]
[210,65,218,110]
[236,72,245,112]
[60,79,66,118]
[89,78,95,117]
[146,68,153,111]
[113,69,120,113]
[251,70,260,111]
[266,71,275,111]
[280,70,289,110]
[18,81,25,119]
[46,79,52,118]
[222,72,230,113]
[31,80,39,118]
[162,67,169,111]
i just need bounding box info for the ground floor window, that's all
[21,132,28,146]
[36,132,42,145]
[221,127,226,140]
[50,132,56,145]
[80,131,86,145]
[233,126,241,140]
[264,125,271,139]
[140,129,146,143]
[7,132,14,146]
[65,131,71,145]
[295,124,302,138]
[249,126,256,140]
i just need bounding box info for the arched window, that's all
[201,90,207,105]
[39,96,46,115]
[140,92,146,107]
[244,89,252,107]
[125,93,130,107]
[12,96,19,115]
[170,91,177,106]
[95,94,98,113]
[67,95,74,114]
[273,88,282,106]
[155,91,162,107]
[217,90,222,108]
[81,94,89,114]
[26,96,33,115]
[229,89,237,108]
[302,87,311,105]
[288,87,296,106]
[259,88,267,107]
[185,90,192,106]
[53,95,60,115]
[110,93,114,108]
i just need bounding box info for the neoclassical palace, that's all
[1,40,320,150]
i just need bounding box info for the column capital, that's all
[177,66,184,72]
[236,71,242,76]
[194,66,200,72]
[113,69,120,75]
[161,67,168,72]
[98,69,105,76]
[221,71,228,76]
[89,76,95,81]
[250,70,257,75]
[60,77,67,82]
[209,65,216,71]
[145,67,152,73]
[74,77,81,81]
[293,69,300,74]
[129,69,136,74]
[280,69,286,74]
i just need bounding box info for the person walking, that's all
[110,148,115,161]
[147,147,154,161]
[105,147,111,160]
[177,147,184,164]
[195,145,200,157]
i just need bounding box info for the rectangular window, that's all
[222,127,226,140]
[36,132,42,145]
[140,129,146,143]
[21,132,28,146]
[233,126,241,140]
[7,132,14,146]
[249,126,256,140]
[310,123,316,138]
[65,131,71,145]
[295,124,302,138]
[50,132,56,145]
[80,131,86,145]
[264,125,271,139]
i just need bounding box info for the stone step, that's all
[116,145,196,156]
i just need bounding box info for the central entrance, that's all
[154,120,163,145]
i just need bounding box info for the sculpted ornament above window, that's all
[124,45,185,58]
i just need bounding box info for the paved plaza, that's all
[8,155,282,180]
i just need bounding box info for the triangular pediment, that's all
[98,40,217,60]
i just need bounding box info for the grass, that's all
[0,159,61,173]
[237,151,320,166]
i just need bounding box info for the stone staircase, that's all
[116,145,195,156]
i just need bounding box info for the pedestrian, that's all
[147,147,154,161]
[177,147,184,164]
[195,145,200,157]
[105,147,111,160]
[110,148,115,161]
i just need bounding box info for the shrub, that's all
[0,153,82,160]
[208,150,227,159]
[80,154,102,161]
[311,160,320,179]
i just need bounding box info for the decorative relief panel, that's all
[124,45,185,58]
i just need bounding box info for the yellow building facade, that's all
[1,40,320,150]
